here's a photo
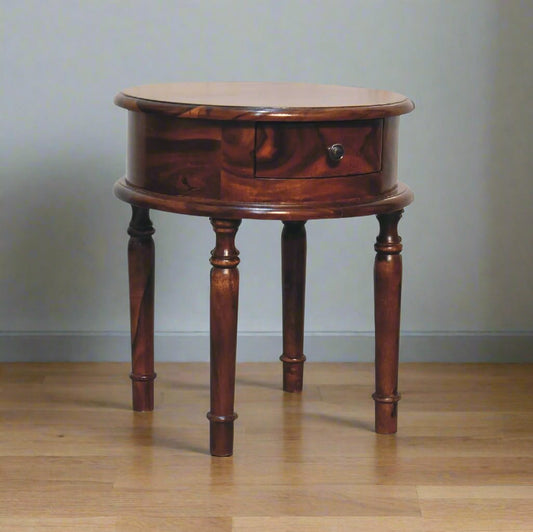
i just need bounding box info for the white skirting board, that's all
[0,332,531,363]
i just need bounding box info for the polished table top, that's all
[116,81,414,121]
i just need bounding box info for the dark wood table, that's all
[114,82,414,456]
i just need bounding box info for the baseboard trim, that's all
[0,332,532,362]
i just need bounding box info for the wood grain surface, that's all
[120,110,408,219]
[1,362,532,530]
[255,120,383,178]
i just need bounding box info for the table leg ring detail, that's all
[129,372,157,382]
[279,354,307,364]
[372,392,401,404]
[207,412,238,423]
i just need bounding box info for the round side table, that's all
[113,82,414,456]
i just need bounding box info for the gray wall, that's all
[2,0,532,362]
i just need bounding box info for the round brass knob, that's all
[327,143,344,162]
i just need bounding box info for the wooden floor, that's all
[0,362,532,531]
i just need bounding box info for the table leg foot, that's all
[280,355,306,393]
[281,221,307,393]
[208,412,238,457]
[373,392,402,434]
[373,210,403,434]
[127,206,156,412]
[208,218,241,456]
[130,372,157,412]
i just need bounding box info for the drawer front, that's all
[254,120,382,178]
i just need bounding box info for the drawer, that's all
[254,120,383,178]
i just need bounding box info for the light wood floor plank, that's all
[0,517,116,531]
[111,485,420,517]
[0,480,114,518]
[115,517,232,531]
[232,516,533,531]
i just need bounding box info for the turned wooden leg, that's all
[127,206,156,412]
[373,210,403,434]
[280,221,307,392]
[207,218,241,456]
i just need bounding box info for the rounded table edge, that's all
[114,92,414,121]
[113,178,414,220]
